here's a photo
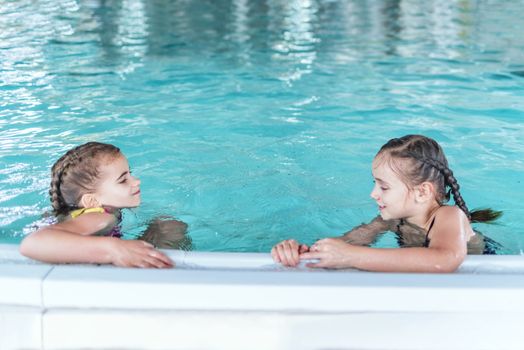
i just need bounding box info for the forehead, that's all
[97,154,129,175]
[372,154,406,183]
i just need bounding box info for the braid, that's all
[49,142,121,217]
[50,164,69,216]
[50,153,84,216]
[415,157,471,219]
[413,155,502,223]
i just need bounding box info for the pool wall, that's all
[1,243,524,350]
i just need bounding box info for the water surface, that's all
[1,0,523,253]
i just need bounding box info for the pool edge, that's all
[1,243,524,349]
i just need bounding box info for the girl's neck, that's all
[102,205,119,213]
[404,201,442,231]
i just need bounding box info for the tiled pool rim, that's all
[1,243,524,350]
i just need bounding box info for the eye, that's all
[119,178,127,184]
[373,180,388,191]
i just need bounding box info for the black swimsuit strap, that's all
[396,218,404,232]
[424,216,436,247]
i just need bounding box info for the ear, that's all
[414,182,435,203]
[79,193,101,208]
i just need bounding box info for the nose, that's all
[370,186,379,200]
[130,175,140,186]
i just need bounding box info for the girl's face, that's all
[93,154,141,209]
[370,156,417,221]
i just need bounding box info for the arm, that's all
[301,207,469,273]
[19,213,173,268]
[140,216,191,250]
[271,216,395,267]
[338,215,396,246]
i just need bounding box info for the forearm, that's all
[344,245,465,273]
[340,216,392,245]
[19,228,116,264]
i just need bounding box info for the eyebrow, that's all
[116,171,128,181]
[374,177,389,185]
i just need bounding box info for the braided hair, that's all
[50,142,121,217]
[377,135,501,223]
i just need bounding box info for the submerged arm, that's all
[140,216,191,250]
[338,215,397,246]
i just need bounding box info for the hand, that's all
[300,238,353,269]
[271,239,309,267]
[110,239,174,268]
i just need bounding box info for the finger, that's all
[143,256,170,269]
[130,255,156,268]
[284,240,300,266]
[300,252,320,260]
[299,244,309,254]
[278,243,297,267]
[316,242,327,252]
[141,241,154,248]
[152,255,173,268]
[287,241,300,265]
[151,250,174,267]
[306,261,325,269]
[299,252,324,268]
[149,251,174,268]
[270,247,281,263]
[276,243,289,266]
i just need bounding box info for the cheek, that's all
[98,184,124,201]
[404,189,416,202]
[383,190,401,204]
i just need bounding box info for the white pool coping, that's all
[1,243,524,350]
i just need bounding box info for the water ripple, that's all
[0,0,523,252]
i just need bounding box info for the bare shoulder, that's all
[434,205,468,221]
[429,205,472,245]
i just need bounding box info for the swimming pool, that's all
[1,0,523,253]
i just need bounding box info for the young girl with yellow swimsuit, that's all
[20,142,188,268]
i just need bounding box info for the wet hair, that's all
[49,142,121,216]
[376,135,502,223]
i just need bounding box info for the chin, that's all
[379,211,391,220]
[381,212,403,221]
[128,200,140,208]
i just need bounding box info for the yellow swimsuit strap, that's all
[70,207,106,219]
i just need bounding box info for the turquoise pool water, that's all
[1,0,523,253]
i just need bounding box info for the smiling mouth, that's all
[133,189,141,196]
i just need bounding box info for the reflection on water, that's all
[1,1,520,77]
[2,0,524,84]
[0,0,523,252]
